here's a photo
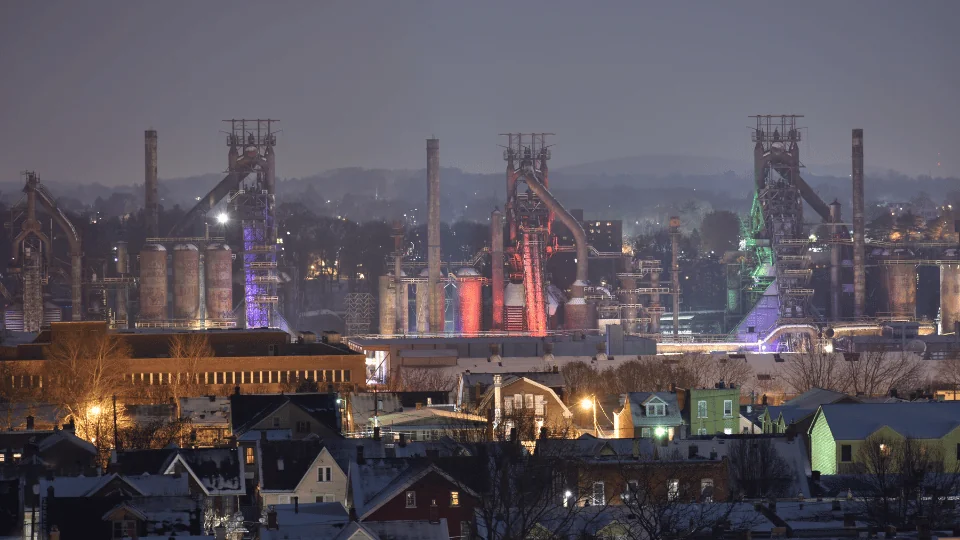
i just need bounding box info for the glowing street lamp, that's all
[89,405,102,417]
[216,213,229,224]
[580,396,598,437]
[654,426,667,438]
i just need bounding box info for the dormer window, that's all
[646,403,666,417]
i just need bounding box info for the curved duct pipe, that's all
[519,169,591,328]
[519,170,588,285]
[760,324,820,348]
[169,153,259,236]
[757,151,832,222]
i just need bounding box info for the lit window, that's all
[697,400,707,419]
[668,479,679,501]
[504,397,513,414]
[723,428,733,435]
[592,481,605,506]
[879,443,891,456]
[405,490,416,508]
[646,403,666,417]
[698,428,707,436]
[245,447,254,465]
[12,453,21,461]
[641,427,651,438]
[450,491,460,507]
[723,400,733,418]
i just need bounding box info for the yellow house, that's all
[808,402,960,475]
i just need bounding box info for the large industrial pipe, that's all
[829,200,842,321]
[517,169,592,329]
[491,208,504,331]
[426,138,442,332]
[145,130,159,239]
[852,129,866,319]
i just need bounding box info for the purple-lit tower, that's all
[224,120,280,329]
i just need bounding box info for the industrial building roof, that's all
[815,402,960,440]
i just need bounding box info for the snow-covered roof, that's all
[816,402,960,440]
[40,473,189,498]
[782,388,851,410]
[179,396,230,426]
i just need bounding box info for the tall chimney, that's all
[426,138,442,332]
[830,200,842,320]
[852,129,865,319]
[145,130,159,238]
[491,208,504,330]
[670,216,681,337]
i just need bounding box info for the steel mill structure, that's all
[135,120,285,331]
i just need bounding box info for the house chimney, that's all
[539,427,548,440]
[49,526,60,540]
[261,430,268,442]
[509,427,517,443]
[811,470,821,483]
[688,445,698,459]
[234,385,241,396]
[710,448,718,460]
[399,433,407,448]
[761,394,768,406]
[266,506,278,530]
[294,496,299,514]
[356,445,365,464]
[25,415,34,430]
[373,427,381,441]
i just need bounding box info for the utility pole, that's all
[112,394,120,451]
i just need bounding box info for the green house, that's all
[808,402,960,475]
[686,385,741,436]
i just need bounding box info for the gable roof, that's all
[621,392,683,427]
[40,473,189,498]
[258,439,327,492]
[372,408,487,428]
[230,393,341,435]
[112,447,244,496]
[783,388,852,409]
[815,402,960,440]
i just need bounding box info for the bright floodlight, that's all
[580,397,593,410]
[216,213,229,224]
[89,405,102,417]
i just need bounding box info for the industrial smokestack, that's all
[852,129,865,319]
[829,200,842,321]
[145,130,159,239]
[491,208,504,330]
[670,216,681,337]
[426,138,442,332]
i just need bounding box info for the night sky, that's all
[1,1,957,185]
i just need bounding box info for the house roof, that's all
[363,520,450,540]
[782,388,852,409]
[230,393,340,435]
[815,402,960,440]
[40,473,189,498]
[179,396,230,426]
[622,392,683,427]
[112,447,244,496]
[460,372,565,393]
[349,391,451,420]
[0,428,96,456]
[258,440,326,491]
[372,408,487,428]
[477,376,574,418]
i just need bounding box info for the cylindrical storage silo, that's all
[941,263,960,334]
[205,244,233,320]
[881,264,917,318]
[379,274,396,334]
[173,244,200,322]
[504,282,526,332]
[457,268,482,336]
[416,269,430,333]
[139,244,168,321]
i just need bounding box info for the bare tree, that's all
[42,327,131,449]
[166,333,214,415]
[839,351,925,397]
[855,434,960,529]
[727,438,793,498]
[385,367,457,392]
[776,350,844,395]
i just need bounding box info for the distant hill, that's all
[557,154,750,177]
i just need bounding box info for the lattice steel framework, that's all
[344,292,374,336]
